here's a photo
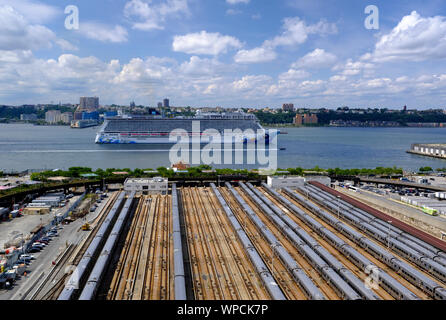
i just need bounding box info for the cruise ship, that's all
[95,111,271,144]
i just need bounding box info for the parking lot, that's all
[0,191,109,299]
[0,195,81,250]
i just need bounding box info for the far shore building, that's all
[282,103,294,112]
[60,112,73,124]
[20,113,38,121]
[303,113,318,124]
[80,97,99,110]
[293,114,303,126]
[294,113,318,126]
[45,110,61,124]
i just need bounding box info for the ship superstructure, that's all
[95,112,269,144]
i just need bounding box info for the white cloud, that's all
[0,50,33,64]
[231,75,273,98]
[0,5,75,52]
[3,50,446,107]
[78,23,128,43]
[0,0,60,24]
[292,48,337,69]
[234,47,277,63]
[124,0,189,31]
[278,69,310,80]
[266,17,337,48]
[369,11,446,62]
[333,59,375,77]
[226,0,250,4]
[234,17,337,64]
[179,56,226,76]
[55,39,78,51]
[173,31,242,55]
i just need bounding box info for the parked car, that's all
[20,254,35,260]
[16,259,30,265]
[29,247,41,253]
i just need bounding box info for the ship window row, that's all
[104,120,261,133]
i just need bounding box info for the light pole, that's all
[304,182,309,200]
[337,196,341,220]
[387,220,392,251]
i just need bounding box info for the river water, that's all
[1,124,446,172]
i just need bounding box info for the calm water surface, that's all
[1,124,446,171]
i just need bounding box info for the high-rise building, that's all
[157,102,163,108]
[45,110,61,124]
[130,101,136,108]
[74,111,83,120]
[80,97,99,110]
[60,112,73,124]
[282,103,294,112]
[163,98,169,108]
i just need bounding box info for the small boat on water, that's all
[280,147,286,150]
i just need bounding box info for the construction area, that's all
[21,179,446,300]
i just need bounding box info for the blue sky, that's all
[1,0,446,108]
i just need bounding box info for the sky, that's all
[1,0,446,109]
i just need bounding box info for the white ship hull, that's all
[95,132,270,144]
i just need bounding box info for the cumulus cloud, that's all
[234,17,337,64]
[266,17,337,48]
[3,48,446,107]
[0,5,75,52]
[179,56,226,76]
[332,59,375,77]
[78,22,128,43]
[292,48,337,69]
[368,11,446,62]
[0,0,60,24]
[173,31,242,55]
[124,0,189,31]
[278,69,310,80]
[234,47,277,63]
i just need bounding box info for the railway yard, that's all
[12,181,446,300]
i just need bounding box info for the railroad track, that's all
[36,192,121,300]
[204,188,270,299]
[181,187,271,300]
[218,187,307,300]
[107,195,173,300]
[30,244,75,300]
[71,191,120,267]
